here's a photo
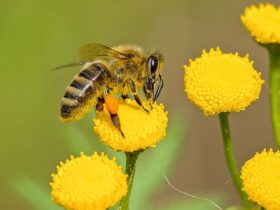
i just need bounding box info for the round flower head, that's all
[50,152,127,210]
[241,149,280,210]
[93,99,168,152]
[241,3,280,44]
[184,48,264,115]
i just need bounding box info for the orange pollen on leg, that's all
[105,95,119,114]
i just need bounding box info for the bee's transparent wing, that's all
[51,43,129,71]
[51,61,85,71]
[79,43,129,62]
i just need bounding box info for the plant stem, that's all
[269,48,280,150]
[218,112,251,207]
[120,150,141,210]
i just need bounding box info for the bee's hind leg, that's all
[128,79,149,113]
[104,86,125,137]
[110,113,124,138]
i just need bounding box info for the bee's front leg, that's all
[153,74,163,102]
[143,77,154,109]
[128,79,149,113]
[143,86,153,109]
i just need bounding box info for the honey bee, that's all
[53,43,164,136]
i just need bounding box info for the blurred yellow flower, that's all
[50,152,127,210]
[93,99,168,152]
[241,3,280,44]
[184,48,263,115]
[241,149,280,210]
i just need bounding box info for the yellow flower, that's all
[50,152,127,210]
[93,99,168,152]
[241,3,280,44]
[184,48,263,115]
[241,149,280,210]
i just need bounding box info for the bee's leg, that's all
[128,79,149,113]
[121,94,129,101]
[110,113,124,137]
[143,85,152,100]
[143,78,154,109]
[143,86,153,109]
[104,86,125,137]
[153,74,164,102]
[143,77,154,100]
[96,97,105,111]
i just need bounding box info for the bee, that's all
[53,43,164,136]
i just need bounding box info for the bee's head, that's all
[146,50,164,79]
[144,50,164,102]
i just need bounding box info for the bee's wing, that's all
[79,43,129,62]
[51,61,85,71]
[51,43,129,71]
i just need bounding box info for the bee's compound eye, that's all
[147,56,158,75]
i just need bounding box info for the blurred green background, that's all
[1,0,279,209]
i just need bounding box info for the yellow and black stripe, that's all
[60,63,107,122]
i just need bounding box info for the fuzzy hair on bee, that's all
[54,43,164,136]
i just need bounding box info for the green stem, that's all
[218,112,251,207]
[120,150,141,210]
[269,48,280,150]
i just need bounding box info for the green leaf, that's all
[14,177,62,210]
[130,115,187,209]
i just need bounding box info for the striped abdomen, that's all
[60,63,106,122]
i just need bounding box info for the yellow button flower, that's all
[93,99,168,152]
[184,48,264,116]
[241,149,280,210]
[50,152,127,210]
[241,3,280,44]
